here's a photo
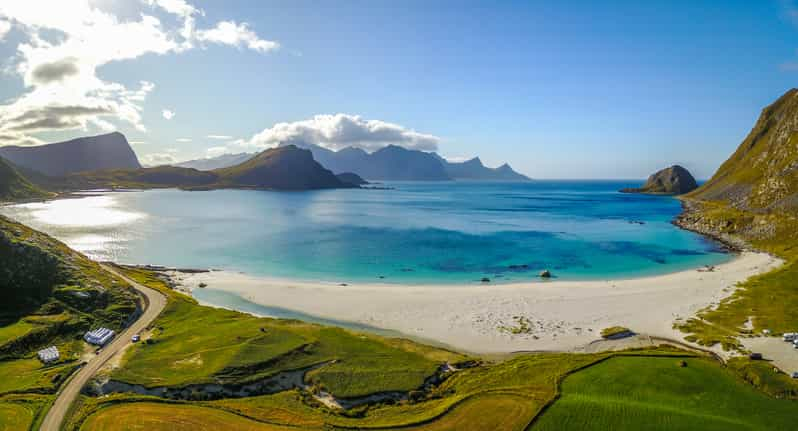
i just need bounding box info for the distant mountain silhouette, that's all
[57,146,351,192]
[174,153,253,170]
[0,132,141,176]
[434,155,530,181]
[172,142,529,181]
[282,142,449,181]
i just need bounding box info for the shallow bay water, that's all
[1,181,730,284]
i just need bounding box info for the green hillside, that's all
[675,89,798,349]
[0,216,139,429]
[214,145,349,190]
[0,157,50,201]
[688,88,798,210]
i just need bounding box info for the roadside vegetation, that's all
[0,216,139,429]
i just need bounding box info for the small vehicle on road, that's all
[131,334,140,343]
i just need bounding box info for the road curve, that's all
[40,264,167,431]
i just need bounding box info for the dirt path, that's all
[39,264,167,431]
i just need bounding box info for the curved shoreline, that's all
[171,251,782,354]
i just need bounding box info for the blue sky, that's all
[0,0,796,178]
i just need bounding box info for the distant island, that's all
[620,165,698,195]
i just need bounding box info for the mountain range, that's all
[56,145,354,191]
[0,132,141,176]
[176,142,530,181]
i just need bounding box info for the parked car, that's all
[131,334,141,343]
[749,353,763,360]
[792,372,798,379]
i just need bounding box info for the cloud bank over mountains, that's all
[242,114,441,153]
[0,0,277,146]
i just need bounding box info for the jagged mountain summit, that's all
[435,155,530,181]
[174,143,530,182]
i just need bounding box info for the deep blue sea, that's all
[0,181,730,284]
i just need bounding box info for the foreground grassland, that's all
[0,216,140,429]
[111,268,466,397]
[531,356,797,431]
[71,349,798,431]
[0,394,51,431]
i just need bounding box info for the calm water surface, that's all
[0,181,730,284]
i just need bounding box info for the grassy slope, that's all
[0,157,50,201]
[0,216,139,427]
[672,90,798,364]
[56,166,218,191]
[72,349,790,431]
[111,268,465,397]
[531,356,796,431]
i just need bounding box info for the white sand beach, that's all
[173,251,781,354]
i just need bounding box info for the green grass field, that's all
[0,402,33,431]
[0,394,50,431]
[0,358,75,395]
[112,267,466,397]
[531,356,797,431]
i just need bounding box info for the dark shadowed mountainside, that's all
[213,145,351,190]
[0,157,51,201]
[0,132,141,176]
[336,172,369,186]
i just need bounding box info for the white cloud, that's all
[206,134,233,139]
[146,0,199,18]
[196,21,279,53]
[206,146,231,158]
[244,114,441,152]
[140,148,179,166]
[162,109,175,120]
[0,0,277,146]
[176,137,192,142]
[0,20,11,40]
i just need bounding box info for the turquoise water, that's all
[0,181,730,284]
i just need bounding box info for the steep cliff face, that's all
[688,89,798,211]
[621,165,697,195]
[0,132,142,176]
[675,89,798,250]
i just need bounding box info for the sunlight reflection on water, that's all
[17,195,146,227]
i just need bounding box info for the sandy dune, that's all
[175,251,781,354]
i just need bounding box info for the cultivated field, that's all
[531,355,797,430]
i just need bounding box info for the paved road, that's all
[40,264,167,431]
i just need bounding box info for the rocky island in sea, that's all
[620,165,698,195]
